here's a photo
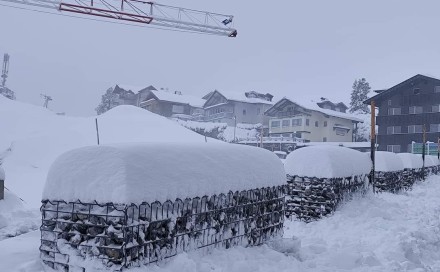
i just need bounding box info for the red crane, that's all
[0,0,237,37]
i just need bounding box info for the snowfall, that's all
[1,95,440,271]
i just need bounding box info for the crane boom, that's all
[0,0,237,37]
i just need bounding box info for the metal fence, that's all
[40,186,285,271]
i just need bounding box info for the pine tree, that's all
[95,87,118,115]
[349,78,371,113]
[0,87,16,100]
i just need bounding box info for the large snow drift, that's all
[374,151,405,172]
[0,96,209,207]
[44,143,286,204]
[396,153,423,169]
[284,146,371,178]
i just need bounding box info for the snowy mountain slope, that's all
[3,175,440,271]
[0,96,209,207]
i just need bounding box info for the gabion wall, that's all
[374,166,439,193]
[40,186,284,271]
[284,175,368,222]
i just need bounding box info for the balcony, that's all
[204,112,234,121]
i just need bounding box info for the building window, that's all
[435,86,440,93]
[257,108,260,115]
[430,124,440,132]
[282,120,290,127]
[388,108,401,115]
[409,106,423,114]
[292,119,302,126]
[271,120,280,128]
[315,121,319,127]
[306,119,310,126]
[408,125,423,134]
[172,105,185,114]
[335,128,346,136]
[413,88,421,95]
[387,126,401,134]
[324,121,328,127]
[388,100,392,106]
[432,105,440,112]
[387,145,401,153]
[323,137,327,142]
[243,109,246,115]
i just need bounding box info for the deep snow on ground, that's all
[0,190,39,241]
[2,175,440,272]
[0,96,208,207]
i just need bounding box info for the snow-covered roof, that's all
[43,143,286,204]
[151,90,205,108]
[268,97,363,122]
[375,151,405,172]
[292,97,363,122]
[396,153,423,169]
[0,166,4,180]
[225,92,273,105]
[116,84,156,93]
[284,145,371,178]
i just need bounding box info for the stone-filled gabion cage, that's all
[40,143,287,271]
[283,146,372,222]
[285,175,368,222]
[40,187,284,271]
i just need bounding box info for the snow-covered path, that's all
[1,175,440,272]
[284,174,440,272]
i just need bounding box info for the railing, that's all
[203,112,234,121]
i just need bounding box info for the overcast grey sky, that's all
[1,0,440,116]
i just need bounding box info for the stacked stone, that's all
[285,175,367,222]
[40,186,285,271]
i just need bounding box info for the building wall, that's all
[375,77,440,152]
[268,111,354,142]
[141,100,192,117]
[232,102,271,127]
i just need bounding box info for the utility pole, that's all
[370,100,376,192]
[41,94,52,108]
[1,54,9,87]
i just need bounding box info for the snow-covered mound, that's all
[396,153,423,169]
[284,146,371,178]
[0,190,39,241]
[374,151,404,172]
[44,143,285,204]
[424,155,440,167]
[0,96,208,207]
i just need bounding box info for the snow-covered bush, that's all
[40,143,286,271]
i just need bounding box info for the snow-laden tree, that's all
[352,110,371,142]
[95,87,118,115]
[349,78,371,113]
[0,87,16,100]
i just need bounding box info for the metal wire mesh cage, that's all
[285,175,368,222]
[40,186,285,271]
